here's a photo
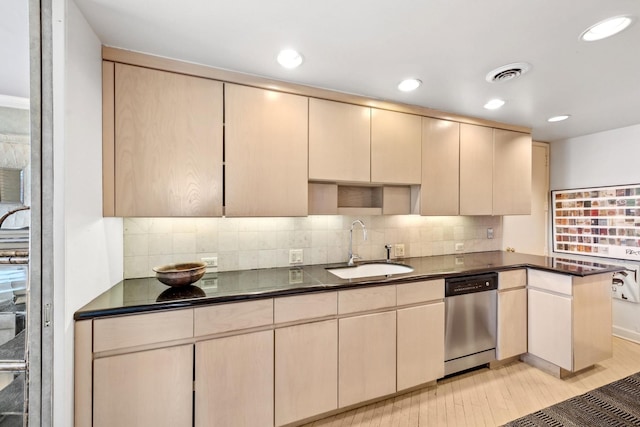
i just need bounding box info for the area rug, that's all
[503,372,640,426]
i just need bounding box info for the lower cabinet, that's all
[338,311,397,407]
[497,269,527,361]
[527,270,612,372]
[195,330,274,427]
[275,320,338,426]
[93,345,194,427]
[497,287,528,360]
[527,288,572,369]
[397,302,444,390]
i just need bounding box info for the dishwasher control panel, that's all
[445,273,498,297]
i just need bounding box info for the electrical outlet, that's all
[201,256,218,268]
[289,249,304,264]
[487,228,494,239]
[455,242,464,252]
[394,243,405,258]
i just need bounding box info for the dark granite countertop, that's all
[74,251,623,320]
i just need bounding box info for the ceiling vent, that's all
[486,62,531,83]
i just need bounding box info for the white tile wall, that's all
[123,215,503,279]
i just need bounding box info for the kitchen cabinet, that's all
[397,303,444,390]
[396,279,445,390]
[493,129,532,215]
[527,287,572,369]
[309,98,371,182]
[370,109,422,184]
[421,117,460,215]
[459,124,532,215]
[338,311,396,407]
[93,345,193,427]
[104,62,223,217]
[459,123,493,215]
[275,320,338,426]
[90,310,195,427]
[338,285,396,407]
[497,270,527,360]
[225,84,309,216]
[308,183,412,215]
[93,309,194,352]
[195,330,274,427]
[527,270,612,374]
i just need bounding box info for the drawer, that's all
[274,292,337,324]
[194,299,273,337]
[396,279,444,306]
[338,285,396,315]
[527,269,572,295]
[94,309,194,352]
[499,269,527,290]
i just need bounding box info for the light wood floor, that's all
[304,337,640,427]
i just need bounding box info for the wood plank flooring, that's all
[304,337,640,427]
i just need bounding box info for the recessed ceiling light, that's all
[277,49,303,69]
[397,79,422,92]
[548,115,570,122]
[484,99,505,110]
[580,16,633,41]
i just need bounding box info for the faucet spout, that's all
[348,220,367,266]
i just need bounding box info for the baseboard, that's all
[613,326,640,344]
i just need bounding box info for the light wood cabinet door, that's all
[421,117,460,215]
[113,63,223,216]
[370,109,421,184]
[397,302,444,390]
[498,269,527,291]
[493,129,532,215]
[497,288,527,360]
[573,274,613,371]
[527,288,572,370]
[459,124,493,215]
[338,311,396,407]
[309,98,371,182]
[93,345,193,427]
[275,320,338,426]
[195,330,274,427]
[225,84,308,216]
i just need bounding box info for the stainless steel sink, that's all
[327,262,414,280]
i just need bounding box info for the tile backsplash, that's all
[123,215,502,279]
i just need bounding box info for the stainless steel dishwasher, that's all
[444,272,498,376]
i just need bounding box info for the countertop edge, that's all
[73,258,623,321]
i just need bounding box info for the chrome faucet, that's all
[348,220,367,266]
[385,244,392,262]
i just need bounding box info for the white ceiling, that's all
[10,0,640,142]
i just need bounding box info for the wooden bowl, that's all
[153,262,207,287]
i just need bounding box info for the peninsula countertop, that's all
[74,251,622,320]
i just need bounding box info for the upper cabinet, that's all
[370,109,421,185]
[309,98,371,183]
[421,117,460,215]
[459,124,494,215]
[104,62,223,217]
[308,100,422,185]
[225,84,308,217]
[493,129,532,215]
[458,124,532,216]
[101,49,532,218]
